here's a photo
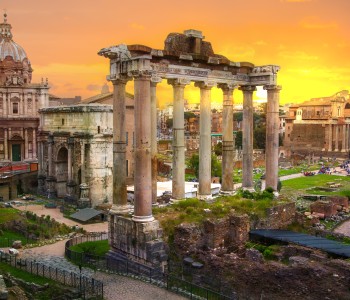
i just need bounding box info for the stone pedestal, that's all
[46,176,57,199]
[64,180,77,204]
[37,173,46,196]
[107,215,168,271]
[78,183,90,208]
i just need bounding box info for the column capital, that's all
[47,134,54,145]
[218,83,238,92]
[263,84,282,91]
[151,75,162,86]
[67,136,75,147]
[110,75,131,85]
[131,70,153,80]
[194,81,216,89]
[239,85,257,92]
[167,78,191,87]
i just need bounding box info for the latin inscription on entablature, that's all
[151,63,209,77]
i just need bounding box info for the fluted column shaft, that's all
[168,79,189,200]
[264,85,281,190]
[240,85,256,190]
[32,128,37,159]
[219,84,235,193]
[111,77,130,214]
[48,135,54,177]
[67,141,73,182]
[133,71,154,222]
[24,128,29,159]
[4,129,8,160]
[328,124,333,152]
[196,81,214,199]
[341,124,346,152]
[335,125,339,151]
[151,78,161,204]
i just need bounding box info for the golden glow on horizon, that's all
[3,0,350,105]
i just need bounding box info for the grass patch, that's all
[0,261,56,285]
[70,240,110,256]
[281,174,350,198]
[0,208,19,223]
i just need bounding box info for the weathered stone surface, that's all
[0,275,8,300]
[245,248,263,263]
[11,240,22,249]
[310,200,338,217]
[109,216,167,268]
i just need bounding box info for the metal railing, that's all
[0,252,103,299]
[65,232,234,300]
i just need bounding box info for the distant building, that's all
[283,90,350,158]
[0,14,49,163]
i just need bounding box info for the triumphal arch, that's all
[99,29,281,269]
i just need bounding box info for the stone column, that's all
[4,129,8,160]
[341,124,347,152]
[66,137,76,201]
[3,94,7,117]
[133,70,154,222]
[264,85,282,191]
[328,124,333,152]
[335,125,339,152]
[168,78,190,200]
[218,83,235,194]
[151,77,162,204]
[240,85,256,190]
[111,77,130,214]
[347,124,350,152]
[195,81,215,200]
[32,128,37,159]
[46,134,57,198]
[24,128,28,160]
[37,139,46,195]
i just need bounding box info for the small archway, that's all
[55,147,68,197]
[9,135,24,162]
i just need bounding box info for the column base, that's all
[341,150,346,153]
[77,198,91,208]
[321,148,325,152]
[132,215,155,223]
[242,186,255,192]
[110,204,131,215]
[169,197,186,204]
[108,215,167,271]
[197,194,212,201]
[220,189,235,195]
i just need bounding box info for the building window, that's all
[97,126,100,134]
[126,132,128,145]
[126,160,129,177]
[13,103,18,114]
[62,119,65,125]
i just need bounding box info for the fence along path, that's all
[0,252,103,298]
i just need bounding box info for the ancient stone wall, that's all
[252,202,296,229]
[290,124,325,152]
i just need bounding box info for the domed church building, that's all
[0,13,49,163]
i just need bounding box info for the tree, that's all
[214,142,222,156]
[187,153,222,179]
[235,131,242,149]
[254,126,266,149]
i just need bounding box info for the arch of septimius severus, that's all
[99,29,281,268]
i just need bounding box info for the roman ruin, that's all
[99,29,281,267]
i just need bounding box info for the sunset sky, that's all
[2,0,350,106]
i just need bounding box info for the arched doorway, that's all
[55,147,68,197]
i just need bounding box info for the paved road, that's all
[15,204,185,300]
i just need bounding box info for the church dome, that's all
[0,13,32,86]
[0,13,28,62]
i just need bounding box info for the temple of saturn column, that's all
[99,29,281,268]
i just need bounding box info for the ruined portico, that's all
[99,29,281,268]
